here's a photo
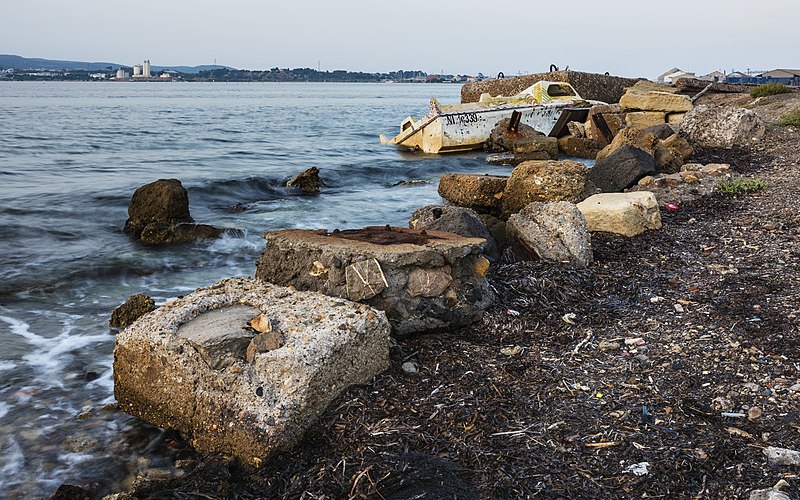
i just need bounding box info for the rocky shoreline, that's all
[69,82,800,499]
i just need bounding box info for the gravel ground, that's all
[104,104,800,500]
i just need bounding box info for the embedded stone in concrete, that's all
[114,277,390,464]
[506,202,592,268]
[255,226,493,336]
[577,192,662,237]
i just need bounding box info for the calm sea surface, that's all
[0,81,517,497]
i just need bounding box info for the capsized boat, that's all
[380,81,599,154]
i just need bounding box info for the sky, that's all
[2,0,798,79]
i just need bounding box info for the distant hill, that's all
[0,55,235,74]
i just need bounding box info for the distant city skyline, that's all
[3,0,798,80]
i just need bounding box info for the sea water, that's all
[0,81,523,496]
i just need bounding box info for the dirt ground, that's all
[108,97,800,500]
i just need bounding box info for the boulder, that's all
[255,226,493,336]
[590,145,657,192]
[438,174,507,214]
[643,123,677,140]
[596,127,659,162]
[566,121,586,138]
[114,277,390,464]
[501,160,589,217]
[139,222,224,245]
[124,179,193,239]
[287,167,324,193]
[679,105,766,148]
[577,192,662,236]
[409,205,498,260]
[625,111,666,129]
[512,136,559,159]
[558,136,604,159]
[653,144,684,174]
[506,202,593,268]
[109,294,156,329]
[620,91,693,113]
[748,488,791,500]
[487,118,543,152]
[661,134,694,161]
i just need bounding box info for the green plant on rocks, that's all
[778,109,800,126]
[717,177,767,196]
[750,83,792,98]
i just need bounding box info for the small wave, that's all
[0,361,15,372]
[201,137,238,143]
[0,437,24,480]
[0,402,9,419]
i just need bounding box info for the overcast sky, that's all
[3,0,798,78]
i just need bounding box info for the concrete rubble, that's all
[114,277,390,464]
[255,226,493,336]
[679,104,766,148]
[506,201,592,268]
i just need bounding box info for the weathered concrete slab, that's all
[577,192,662,236]
[255,227,493,336]
[114,277,390,464]
[461,71,640,105]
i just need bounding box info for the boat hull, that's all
[386,103,571,154]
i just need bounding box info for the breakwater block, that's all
[113,277,390,464]
[255,226,493,336]
[461,71,640,106]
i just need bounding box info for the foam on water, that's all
[0,361,15,372]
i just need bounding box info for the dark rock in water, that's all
[110,293,156,329]
[139,222,224,245]
[51,484,91,499]
[644,123,677,140]
[558,135,604,159]
[487,118,543,152]
[392,179,429,187]
[486,151,552,166]
[287,167,324,193]
[409,205,498,260]
[590,145,656,192]
[124,179,193,239]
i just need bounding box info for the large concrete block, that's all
[255,227,493,336]
[620,91,693,113]
[438,173,508,214]
[114,277,390,464]
[507,202,592,268]
[501,160,589,217]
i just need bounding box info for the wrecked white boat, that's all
[381,81,596,154]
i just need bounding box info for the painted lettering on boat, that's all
[445,113,479,126]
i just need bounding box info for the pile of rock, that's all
[629,163,732,206]
[485,118,559,161]
[619,81,693,128]
[124,179,224,245]
[556,104,627,159]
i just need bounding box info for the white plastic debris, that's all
[623,462,650,476]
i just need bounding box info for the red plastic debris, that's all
[665,203,680,212]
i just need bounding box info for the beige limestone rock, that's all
[596,128,659,162]
[577,192,662,236]
[667,112,687,125]
[620,91,693,113]
[625,111,666,129]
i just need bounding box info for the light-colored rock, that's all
[667,112,686,125]
[625,111,666,129]
[764,446,800,466]
[114,277,390,464]
[506,202,592,268]
[437,173,507,213]
[596,127,659,162]
[255,227,493,336]
[662,134,694,162]
[620,91,693,113]
[749,488,791,500]
[679,104,766,148]
[501,160,589,217]
[577,192,662,237]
